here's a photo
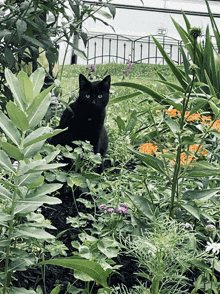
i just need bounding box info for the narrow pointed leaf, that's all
[179,203,200,220]
[39,258,110,289]
[0,185,13,200]
[182,188,220,201]
[128,147,166,176]
[109,91,142,105]
[112,82,166,104]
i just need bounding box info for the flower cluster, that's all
[163,108,220,133]
[139,143,208,165]
[99,203,129,215]
[122,60,132,79]
[86,64,96,80]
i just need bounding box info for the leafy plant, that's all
[0,68,66,293]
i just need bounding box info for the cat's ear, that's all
[79,74,90,89]
[100,75,111,91]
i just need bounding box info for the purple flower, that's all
[106,208,114,214]
[116,207,128,214]
[180,222,193,230]
[127,64,132,70]
[119,203,128,208]
[122,69,127,74]
[99,204,107,210]
[86,65,90,70]
[91,65,96,72]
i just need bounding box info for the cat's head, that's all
[78,74,111,108]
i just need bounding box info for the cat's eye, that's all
[98,94,103,99]
[85,94,90,98]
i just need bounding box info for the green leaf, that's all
[15,195,61,215]
[39,257,111,289]
[13,226,55,239]
[0,141,23,160]
[29,67,45,97]
[0,185,13,200]
[28,183,63,198]
[109,91,142,105]
[112,81,166,104]
[28,92,52,128]
[50,285,61,294]
[17,71,34,104]
[0,211,13,226]
[26,84,54,115]
[18,172,42,186]
[179,203,200,220]
[28,163,67,172]
[0,111,21,147]
[0,150,16,174]
[126,192,156,221]
[182,188,220,201]
[23,128,66,148]
[164,116,180,135]
[96,10,112,19]
[106,3,116,19]
[16,19,27,39]
[152,36,187,90]
[67,174,87,188]
[4,68,26,112]
[97,238,119,258]
[128,147,166,176]
[5,47,15,68]
[6,101,29,132]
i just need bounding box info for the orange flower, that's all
[187,113,201,121]
[211,119,220,133]
[165,109,181,117]
[139,143,158,155]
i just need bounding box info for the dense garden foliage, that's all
[1,0,220,293]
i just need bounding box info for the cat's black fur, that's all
[50,74,111,158]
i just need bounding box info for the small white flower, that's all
[205,241,220,254]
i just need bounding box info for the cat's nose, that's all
[92,99,96,104]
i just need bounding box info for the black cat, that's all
[50,74,111,158]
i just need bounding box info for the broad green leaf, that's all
[4,68,26,112]
[7,287,36,294]
[17,71,34,104]
[30,67,45,97]
[50,285,61,294]
[109,91,142,105]
[6,101,29,132]
[26,84,54,115]
[128,147,166,176]
[18,159,46,176]
[112,81,166,104]
[67,174,87,188]
[182,188,220,201]
[13,226,55,239]
[28,93,52,128]
[39,257,111,289]
[0,141,23,160]
[179,203,200,220]
[18,172,42,186]
[106,3,116,18]
[0,211,13,226]
[164,116,180,135]
[22,141,45,159]
[0,185,13,200]
[23,128,66,148]
[28,163,67,172]
[97,239,119,258]
[126,192,156,221]
[27,183,63,198]
[26,175,44,189]
[0,150,16,174]
[15,195,61,215]
[0,111,21,147]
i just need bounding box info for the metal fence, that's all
[85,33,208,65]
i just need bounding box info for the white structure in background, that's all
[59,0,220,65]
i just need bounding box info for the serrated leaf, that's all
[6,101,29,132]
